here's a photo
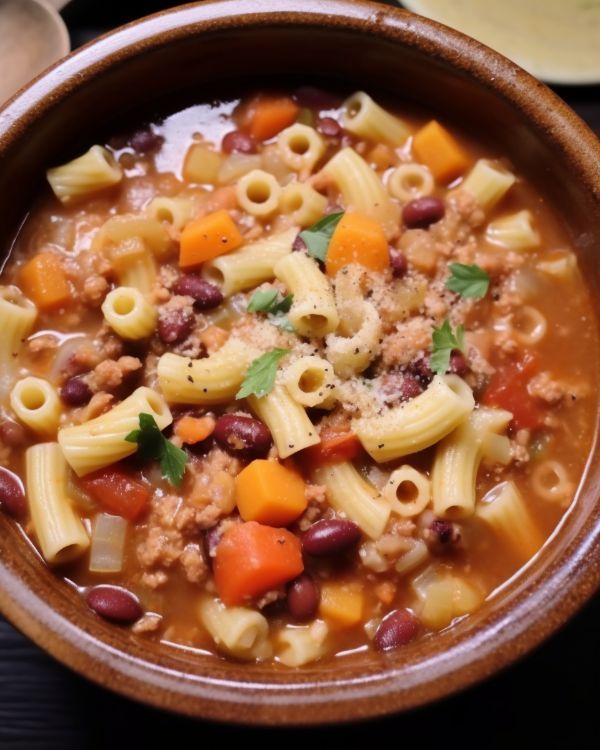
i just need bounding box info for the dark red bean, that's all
[292,86,341,110]
[221,130,257,154]
[302,518,361,556]
[129,128,164,154]
[374,609,419,652]
[0,419,27,448]
[85,585,142,624]
[449,350,469,377]
[157,308,195,344]
[204,524,225,560]
[0,468,26,518]
[389,249,408,278]
[402,196,445,229]
[173,274,224,310]
[60,376,92,407]
[424,517,462,555]
[213,415,272,458]
[292,233,307,253]
[316,117,342,138]
[380,372,424,405]
[410,357,434,385]
[287,574,320,621]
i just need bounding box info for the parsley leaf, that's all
[270,313,295,333]
[125,412,187,487]
[236,348,290,399]
[430,320,466,376]
[298,212,344,263]
[247,288,293,315]
[445,263,490,299]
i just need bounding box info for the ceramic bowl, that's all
[0,0,599,724]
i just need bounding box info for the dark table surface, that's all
[1,2,599,747]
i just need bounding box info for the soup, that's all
[0,88,596,666]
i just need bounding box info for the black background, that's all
[1,2,599,747]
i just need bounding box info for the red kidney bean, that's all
[60,376,92,407]
[213,415,272,458]
[129,128,164,154]
[410,357,434,385]
[402,196,445,229]
[389,249,408,278]
[292,233,307,253]
[0,419,27,448]
[302,518,361,556]
[158,308,195,344]
[221,130,257,154]
[316,117,342,138]
[293,86,342,110]
[374,609,419,652]
[85,585,142,624]
[0,468,26,518]
[449,350,469,377]
[380,372,424,405]
[424,517,462,555]
[287,574,320,621]
[173,274,224,309]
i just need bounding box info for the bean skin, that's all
[221,130,257,154]
[316,117,342,138]
[449,350,469,376]
[380,372,423,405]
[287,574,320,621]
[157,308,195,344]
[402,196,445,229]
[389,249,408,278]
[0,468,26,518]
[60,376,92,407]
[292,233,307,253]
[129,128,164,154]
[302,518,361,556]
[173,274,224,310]
[213,415,272,458]
[374,609,419,652]
[85,585,142,624]
[0,419,27,447]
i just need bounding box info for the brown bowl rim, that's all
[0,0,599,725]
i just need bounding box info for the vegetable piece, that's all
[236,348,290,399]
[79,467,151,521]
[242,95,300,141]
[299,212,344,263]
[248,289,293,315]
[179,210,243,269]
[319,582,364,627]
[235,459,308,525]
[412,120,469,183]
[174,415,216,445]
[214,521,304,605]
[89,513,128,573]
[446,263,490,299]
[430,320,465,376]
[325,212,389,276]
[20,252,70,311]
[125,412,187,486]
[481,353,542,430]
[302,428,362,466]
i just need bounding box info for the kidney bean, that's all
[129,128,164,154]
[287,574,320,621]
[158,308,195,344]
[380,372,423,405]
[173,274,224,310]
[389,249,408,278]
[292,233,307,253]
[302,518,361,556]
[449,350,469,377]
[221,130,257,154]
[424,517,462,555]
[204,524,225,560]
[0,468,26,518]
[410,357,434,385]
[60,376,92,407]
[402,196,445,229]
[213,415,272,458]
[374,609,419,652]
[293,86,341,110]
[0,419,26,448]
[316,117,342,138]
[85,585,142,624]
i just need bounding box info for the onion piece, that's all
[89,513,128,573]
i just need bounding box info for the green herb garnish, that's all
[430,320,465,376]
[236,348,290,400]
[298,212,344,263]
[247,288,293,315]
[125,413,187,487]
[445,263,490,299]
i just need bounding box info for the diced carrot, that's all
[198,325,229,354]
[302,428,362,466]
[179,209,243,269]
[235,459,307,526]
[412,120,470,184]
[79,466,151,521]
[214,521,304,605]
[325,213,389,277]
[174,415,216,445]
[242,95,300,141]
[319,582,364,627]
[20,252,71,311]
[481,352,542,430]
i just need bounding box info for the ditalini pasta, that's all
[0,86,594,667]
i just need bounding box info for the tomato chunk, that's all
[482,353,542,430]
[79,467,151,521]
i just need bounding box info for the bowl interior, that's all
[0,0,599,724]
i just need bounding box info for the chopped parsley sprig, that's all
[247,288,295,333]
[298,212,344,263]
[125,413,187,487]
[445,263,490,299]
[236,348,290,400]
[430,320,465,376]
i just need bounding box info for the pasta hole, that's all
[299,369,325,393]
[284,193,303,212]
[113,294,136,316]
[155,207,174,224]
[444,505,464,520]
[20,386,46,410]
[395,480,419,505]
[347,96,362,119]
[202,266,224,289]
[246,181,271,204]
[289,135,310,155]
[301,314,329,335]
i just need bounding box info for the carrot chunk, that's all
[242,95,300,141]
[214,521,304,605]
[319,582,364,627]
[179,209,243,269]
[79,467,151,521]
[174,415,216,445]
[20,252,71,311]
[235,459,308,526]
[412,120,470,184]
[325,213,389,276]
[302,428,362,466]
